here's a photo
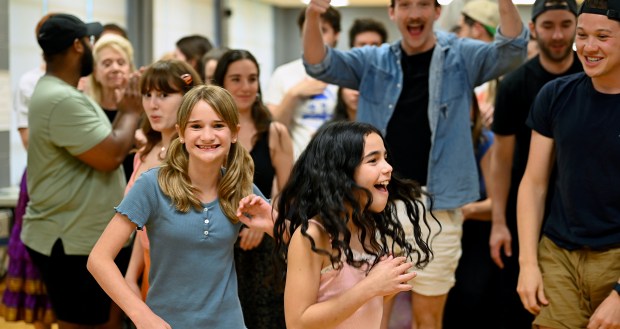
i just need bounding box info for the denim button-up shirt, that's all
[304,28,528,210]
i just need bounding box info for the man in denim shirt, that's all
[303,0,527,328]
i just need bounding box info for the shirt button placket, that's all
[203,207,210,237]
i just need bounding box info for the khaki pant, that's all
[397,200,464,296]
[534,236,620,329]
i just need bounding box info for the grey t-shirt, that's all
[117,168,263,328]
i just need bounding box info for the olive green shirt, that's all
[22,75,125,256]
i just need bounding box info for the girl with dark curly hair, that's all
[238,121,438,329]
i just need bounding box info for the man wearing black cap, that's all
[22,13,142,329]
[517,0,620,327]
[488,0,582,327]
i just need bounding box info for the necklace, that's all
[157,145,166,160]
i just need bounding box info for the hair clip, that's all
[180,73,193,86]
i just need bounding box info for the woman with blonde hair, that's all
[89,33,137,181]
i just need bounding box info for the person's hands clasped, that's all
[116,72,143,116]
[364,255,416,297]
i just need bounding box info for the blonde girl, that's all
[123,59,202,301]
[88,85,272,328]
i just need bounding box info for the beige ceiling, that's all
[259,0,388,8]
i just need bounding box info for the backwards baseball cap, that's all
[531,0,578,21]
[579,0,620,22]
[37,13,103,55]
[462,0,500,36]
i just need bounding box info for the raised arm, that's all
[516,131,554,315]
[489,134,516,268]
[76,73,142,172]
[303,0,331,65]
[498,0,523,38]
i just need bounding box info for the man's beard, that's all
[538,38,574,63]
[79,39,94,77]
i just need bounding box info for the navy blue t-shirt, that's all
[527,72,620,250]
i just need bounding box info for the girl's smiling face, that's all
[179,100,238,166]
[353,132,393,212]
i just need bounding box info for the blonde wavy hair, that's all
[89,34,136,105]
[158,85,254,222]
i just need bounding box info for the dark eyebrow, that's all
[363,150,382,159]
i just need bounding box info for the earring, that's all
[179,138,184,143]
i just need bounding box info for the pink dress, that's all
[311,220,384,329]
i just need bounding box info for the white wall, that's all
[227,0,275,89]
[152,0,215,61]
[8,0,126,187]
[6,0,277,187]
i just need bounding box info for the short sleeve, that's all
[116,169,159,228]
[526,81,555,138]
[49,96,111,155]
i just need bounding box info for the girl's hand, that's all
[238,227,265,250]
[131,311,171,329]
[365,255,416,297]
[237,194,275,235]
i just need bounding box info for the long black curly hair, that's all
[274,121,438,277]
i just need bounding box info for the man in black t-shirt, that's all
[488,0,581,327]
[518,0,620,327]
